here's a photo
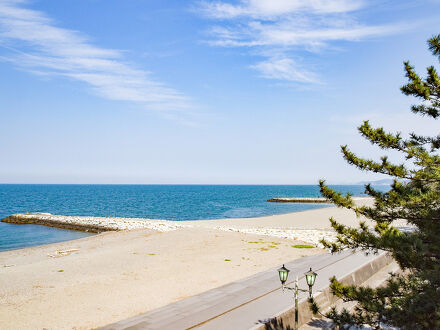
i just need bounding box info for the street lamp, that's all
[277,265,318,330]
[278,264,290,285]
[304,267,317,298]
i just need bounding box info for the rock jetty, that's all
[1,213,190,233]
[267,197,331,203]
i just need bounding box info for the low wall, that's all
[254,252,394,329]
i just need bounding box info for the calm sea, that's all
[0,184,382,252]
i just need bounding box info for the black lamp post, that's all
[277,265,318,330]
[304,267,317,298]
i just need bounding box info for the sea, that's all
[0,184,385,252]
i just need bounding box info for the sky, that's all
[0,0,439,184]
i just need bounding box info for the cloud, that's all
[0,0,191,113]
[198,0,404,83]
[250,57,319,83]
[199,0,365,19]
[207,19,401,48]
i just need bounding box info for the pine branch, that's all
[358,120,405,150]
[409,132,440,150]
[411,103,440,118]
[341,146,411,179]
[428,34,440,57]
[401,61,431,100]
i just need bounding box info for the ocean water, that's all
[0,184,381,252]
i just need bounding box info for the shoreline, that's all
[1,196,371,232]
[1,197,373,249]
[1,197,373,250]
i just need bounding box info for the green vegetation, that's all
[224,259,231,261]
[57,270,64,272]
[310,35,440,329]
[292,244,314,249]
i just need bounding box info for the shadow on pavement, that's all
[257,317,336,329]
[257,317,293,330]
[302,318,335,329]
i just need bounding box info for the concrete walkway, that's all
[101,251,393,330]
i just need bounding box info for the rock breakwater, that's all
[1,213,190,233]
[267,196,372,203]
[267,197,331,203]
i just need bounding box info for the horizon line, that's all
[0,182,380,186]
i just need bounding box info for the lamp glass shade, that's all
[278,264,290,284]
[304,267,317,287]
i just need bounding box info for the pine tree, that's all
[310,35,440,329]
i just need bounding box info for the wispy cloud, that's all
[250,57,319,83]
[199,0,366,18]
[198,0,404,83]
[0,0,191,113]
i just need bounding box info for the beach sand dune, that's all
[0,227,322,330]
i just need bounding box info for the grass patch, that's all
[224,259,231,261]
[259,247,269,251]
[148,253,156,256]
[57,270,64,272]
[292,245,315,249]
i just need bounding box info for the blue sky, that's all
[0,0,439,184]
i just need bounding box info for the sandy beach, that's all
[0,200,373,330]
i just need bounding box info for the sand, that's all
[0,200,376,330]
